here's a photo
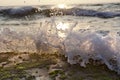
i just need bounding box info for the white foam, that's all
[0,19,120,73]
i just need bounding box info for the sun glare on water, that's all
[56,22,69,30]
[56,22,69,38]
[51,4,68,9]
[57,4,67,9]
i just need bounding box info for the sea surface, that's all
[0,3,120,73]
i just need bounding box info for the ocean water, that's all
[0,3,120,73]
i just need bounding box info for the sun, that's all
[57,4,67,9]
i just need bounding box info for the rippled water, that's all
[0,3,120,73]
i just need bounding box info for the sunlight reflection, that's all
[56,22,69,38]
[51,4,68,9]
[57,4,67,9]
[56,22,69,30]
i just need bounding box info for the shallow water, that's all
[0,3,120,73]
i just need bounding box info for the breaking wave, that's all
[0,18,120,74]
[0,5,120,18]
[0,3,120,74]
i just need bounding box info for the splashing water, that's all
[0,3,120,74]
[0,17,120,73]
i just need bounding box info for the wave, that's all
[0,6,120,18]
[0,3,120,74]
[0,6,38,17]
[0,19,120,74]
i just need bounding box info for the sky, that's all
[0,0,120,6]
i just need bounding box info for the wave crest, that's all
[0,6,120,18]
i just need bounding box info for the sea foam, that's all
[0,19,120,73]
